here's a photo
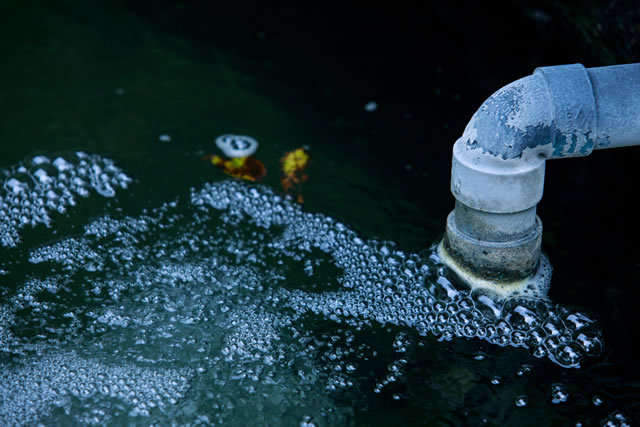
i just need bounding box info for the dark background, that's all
[1,0,639,423]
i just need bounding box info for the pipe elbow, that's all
[461,73,554,160]
[451,73,552,214]
[451,63,604,213]
[462,63,606,161]
[443,62,640,290]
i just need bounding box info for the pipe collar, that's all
[451,138,546,213]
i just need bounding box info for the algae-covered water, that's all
[1,1,639,425]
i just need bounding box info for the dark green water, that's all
[1,1,639,425]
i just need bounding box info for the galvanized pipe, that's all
[439,63,640,297]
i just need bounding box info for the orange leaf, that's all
[208,155,266,182]
[281,177,294,191]
[210,155,225,166]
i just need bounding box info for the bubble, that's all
[472,351,486,361]
[300,415,317,427]
[364,101,378,112]
[516,364,532,376]
[503,300,543,330]
[532,345,547,359]
[430,276,460,301]
[601,411,631,427]
[552,343,585,368]
[544,336,561,352]
[542,315,566,337]
[551,383,569,404]
[473,294,501,320]
[573,330,603,357]
[514,395,528,407]
[525,327,546,348]
[565,313,595,331]
[510,330,527,346]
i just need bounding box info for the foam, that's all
[191,181,603,368]
[0,351,191,425]
[0,152,131,247]
[0,178,607,424]
[436,241,552,299]
[29,237,103,272]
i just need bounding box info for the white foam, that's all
[0,153,132,247]
[0,179,605,424]
[0,351,191,425]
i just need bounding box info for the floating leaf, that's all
[203,154,266,182]
[280,148,309,203]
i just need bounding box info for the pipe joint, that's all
[442,62,640,298]
[534,64,598,158]
[451,137,546,214]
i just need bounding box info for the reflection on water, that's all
[0,170,612,425]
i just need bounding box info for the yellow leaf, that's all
[281,148,309,178]
[280,148,310,203]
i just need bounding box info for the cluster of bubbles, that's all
[191,181,604,369]
[0,305,16,352]
[29,238,103,271]
[0,152,131,247]
[0,351,191,425]
[0,175,614,424]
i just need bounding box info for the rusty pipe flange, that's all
[438,210,549,299]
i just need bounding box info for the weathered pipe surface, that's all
[460,63,640,162]
[443,63,640,294]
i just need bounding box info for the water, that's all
[1,1,639,425]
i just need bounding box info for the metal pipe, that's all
[439,63,640,298]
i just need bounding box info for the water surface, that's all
[1,1,639,425]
